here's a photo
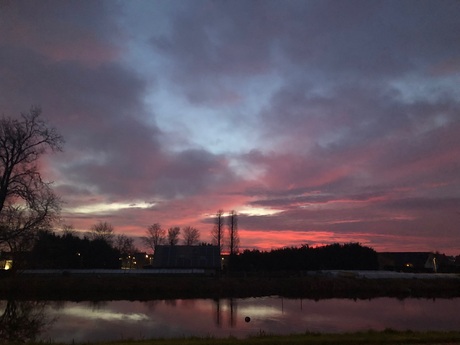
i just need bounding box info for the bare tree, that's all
[0,108,63,257]
[141,223,165,253]
[211,209,225,252]
[0,186,60,255]
[182,226,200,245]
[167,226,180,246]
[89,221,114,246]
[61,223,76,236]
[228,210,239,255]
[0,107,63,214]
[115,234,137,255]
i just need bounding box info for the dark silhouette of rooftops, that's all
[152,245,221,269]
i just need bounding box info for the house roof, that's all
[153,245,221,269]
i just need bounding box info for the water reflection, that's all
[0,300,52,342]
[1,297,460,343]
[213,299,238,327]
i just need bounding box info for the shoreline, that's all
[25,330,460,345]
[1,271,459,301]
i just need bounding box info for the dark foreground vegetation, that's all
[19,330,460,345]
[232,243,379,271]
[23,236,383,271]
[17,237,460,273]
[1,272,460,301]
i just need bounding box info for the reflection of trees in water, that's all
[165,299,177,307]
[51,300,67,310]
[181,299,196,308]
[213,299,237,327]
[214,299,222,328]
[89,300,108,311]
[0,300,53,343]
[144,300,161,312]
[228,298,237,327]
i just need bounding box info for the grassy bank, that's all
[22,330,460,345]
[1,272,460,301]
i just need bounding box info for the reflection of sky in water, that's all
[32,297,460,343]
[56,304,149,321]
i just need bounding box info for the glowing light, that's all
[3,260,13,270]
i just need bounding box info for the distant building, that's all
[120,252,152,269]
[153,245,221,272]
[378,252,438,272]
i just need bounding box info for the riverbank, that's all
[1,271,459,301]
[23,330,460,345]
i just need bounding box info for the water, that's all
[1,297,460,343]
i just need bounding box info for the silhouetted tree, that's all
[85,238,119,268]
[211,209,225,252]
[231,243,378,272]
[30,230,120,269]
[142,223,165,253]
[182,226,200,245]
[0,107,63,213]
[114,234,137,256]
[61,223,76,236]
[228,210,239,255]
[167,226,180,246]
[30,230,80,269]
[89,221,114,246]
[0,108,63,267]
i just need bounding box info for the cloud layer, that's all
[1,0,460,254]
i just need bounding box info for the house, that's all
[152,245,221,273]
[120,252,153,269]
[378,252,438,272]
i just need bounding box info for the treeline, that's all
[231,243,379,271]
[27,230,120,269]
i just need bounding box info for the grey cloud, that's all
[382,197,460,212]
[151,1,277,76]
[150,0,460,106]
[150,1,281,105]
[249,190,389,209]
[0,43,166,199]
[0,0,121,65]
[280,0,460,78]
[0,0,242,206]
[152,149,236,199]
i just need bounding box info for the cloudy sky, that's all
[1,0,460,254]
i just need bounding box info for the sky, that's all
[1,0,460,254]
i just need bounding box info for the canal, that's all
[1,297,460,342]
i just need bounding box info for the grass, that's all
[18,330,460,345]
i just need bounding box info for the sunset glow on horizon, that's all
[1,1,460,255]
